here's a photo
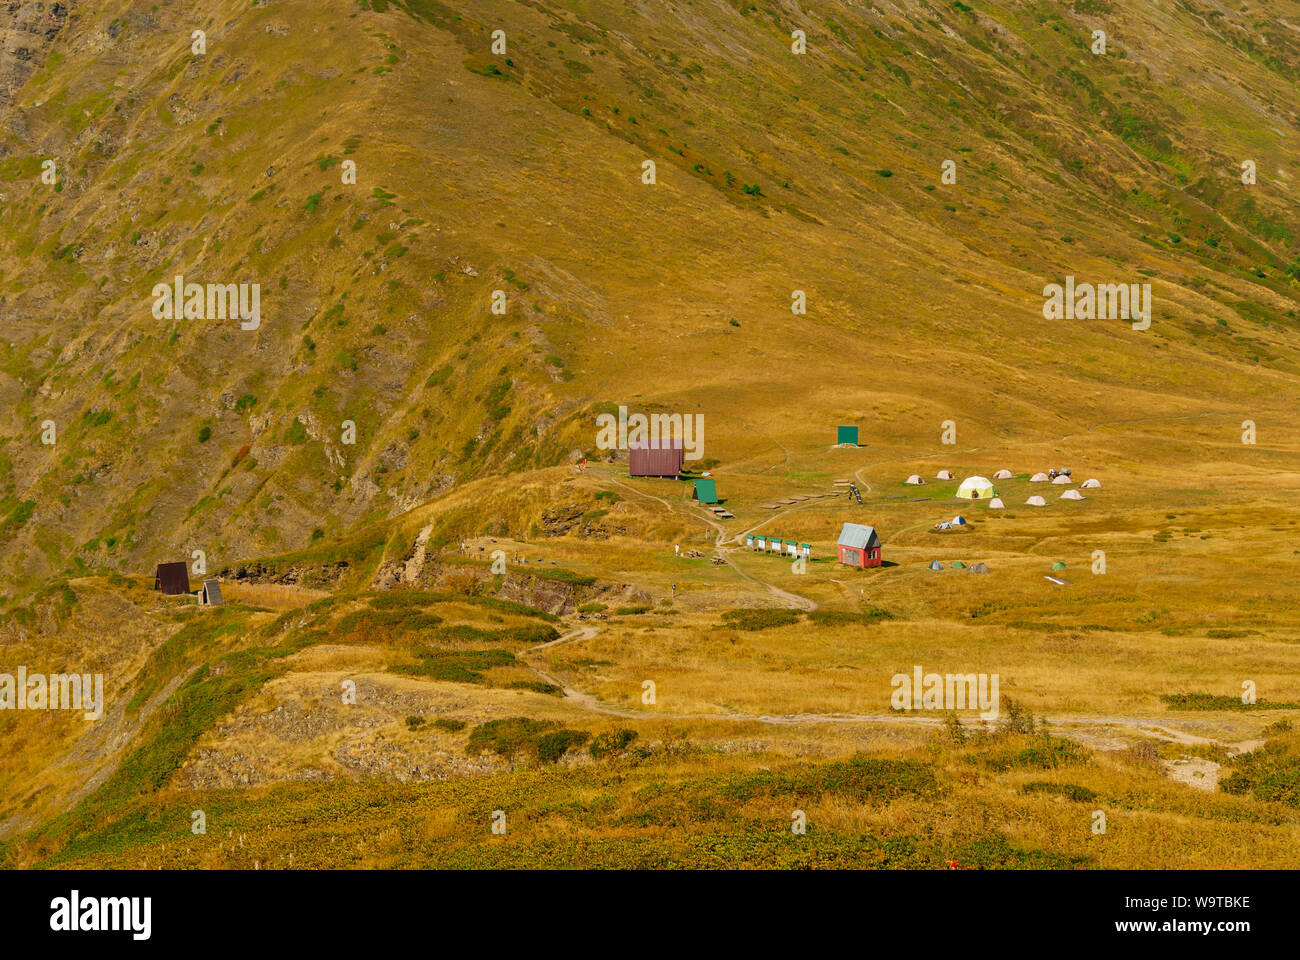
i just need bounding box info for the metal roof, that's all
[629,439,684,477]
[154,562,191,595]
[694,478,718,503]
[836,522,880,549]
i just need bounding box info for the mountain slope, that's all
[0,0,1298,590]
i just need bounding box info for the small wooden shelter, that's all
[154,562,191,596]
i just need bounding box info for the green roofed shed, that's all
[837,426,859,445]
[693,478,718,504]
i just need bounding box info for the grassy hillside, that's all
[1,0,1298,587]
[1,0,1299,869]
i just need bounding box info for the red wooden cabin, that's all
[836,522,882,568]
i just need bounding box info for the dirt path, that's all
[521,627,1267,769]
[607,476,818,610]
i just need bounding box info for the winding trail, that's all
[522,627,1267,763]
[606,475,818,610]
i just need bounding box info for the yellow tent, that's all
[956,476,996,499]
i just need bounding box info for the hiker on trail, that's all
[671,583,677,597]
[674,544,679,556]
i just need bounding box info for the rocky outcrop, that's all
[217,559,351,588]
[0,1,71,124]
[370,529,651,615]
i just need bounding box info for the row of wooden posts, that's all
[746,535,811,558]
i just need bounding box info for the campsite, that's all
[7,400,1298,876]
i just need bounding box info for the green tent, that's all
[1051,561,1067,570]
[837,425,859,445]
[951,560,967,569]
[693,478,719,504]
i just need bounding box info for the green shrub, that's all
[465,717,557,759]
[433,623,558,645]
[537,568,595,586]
[1021,781,1097,802]
[807,608,893,626]
[975,736,1087,772]
[535,729,591,764]
[389,648,515,683]
[719,608,802,631]
[1162,693,1300,711]
[1221,742,1300,807]
[508,680,562,695]
[589,729,638,758]
[284,418,309,444]
[721,756,941,803]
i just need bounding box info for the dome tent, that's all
[1060,489,1085,500]
[1052,474,1073,484]
[968,562,991,574]
[951,560,966,569]
[951,515,967,525]
[905,475,925,485]
[988,498,1005,509]
[956,476,996,499]
[929,560,943,571]
[1051,561,1068,570]
[936,469,954,480]
[1026,495,1047,506]
[1081,478,1101,489]
[993,469,1013,479]
[1029,472,1050,482]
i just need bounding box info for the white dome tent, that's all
[955,476,996,499]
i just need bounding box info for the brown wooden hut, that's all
[154,562,191,595]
